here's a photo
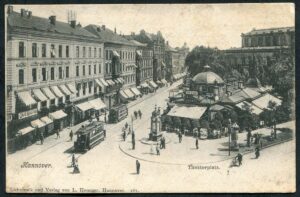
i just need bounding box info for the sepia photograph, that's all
[5,3,295,193]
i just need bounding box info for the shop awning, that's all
[167,105,207,120]
[132,64,138,68]
[130,87,141,96]
[113,79,120,84]
[67,83,77,94]
[32,89,48,102]
[88,98,107,110]
[118,78,125,84]
[18,126,35,135]
[100,78,109,87]
[148,81,158,89]
[141,82,150,88]
[31,119,46,128]
[162,62,166,68]
[76,101,93,112]
[119,90,129,100]
[17,91,37,106]
[113,50,120,57]
[236,101,263,115]
[156,80,163,84]
[50,86,64,98]
[42,87,56,100]
[106,79,115,86]
[49,110,67,120]
[40,116,53,125]
[124,89,135,98]
[95,79,106,89]
[136,50,142,57]
[59,85,72,96]
[161,79,168,84]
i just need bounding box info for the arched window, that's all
[19,69,24,84]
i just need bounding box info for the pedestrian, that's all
[123,130,126,141]
[138,110,142,119]
[134,111,138,119]
[150,144,154,154]
[125,122,128,129]
[195,138,199,149]
[136,160,140,174]
[40,133,44,145]
[236,153,243,166]
[132,140,135,150]
[128,127,131,135]
[71,154,76,167]
[255,147,260,159]
[69,130,73,141]
[56,129,60,139]
[132,132,135,141]
[156,145,160,155]
[73,159,80,174]
[160,138,163,149]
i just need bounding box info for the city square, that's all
[5,4,295,193]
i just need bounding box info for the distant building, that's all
[129,30,166,82]
[165,41,180,81]
[223,26,295,73]
[6,7,107,138]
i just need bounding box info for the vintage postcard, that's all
[5,3,295,193]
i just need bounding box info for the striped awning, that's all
[95,79,106,89]
[31,119,46,128]
[161,79,168,84]
[106,79,115,86]
[141,82,150,88]
[100,78,109,87]
[119,90,129,100]
[131,87,141,96]
[88,98,106,110]
[118,78,125,84]
[66,83,77,94]
[59,85,72,96]
[17,91,37,106]
[42,87,56,100]
[49,110,67,120]
[32,89,48,102]
[40,116,53,125]
[124,89,135,98]
[76,101,93,112]
[148,81,158,89]
[18,126,35,135]
[50,86,64,98]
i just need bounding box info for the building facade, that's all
[6,7,106,138]
[223,27,295,73]
[165,42,180,81]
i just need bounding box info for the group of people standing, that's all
[134,110,142,120]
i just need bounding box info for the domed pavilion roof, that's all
[192,65,224,84]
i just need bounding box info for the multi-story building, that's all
[84,25,139,106]
[176,42,189,71]
[6,7,106,138]
[223,27,295,74]
[165,41,180,81]
[130,30,166,82]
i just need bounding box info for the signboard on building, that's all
[185,91,198,96]
[18,109,38,120]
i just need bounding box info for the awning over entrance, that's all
[18,126,35,135]
[141,82,150,88]
[251,93,282,110]
[156,80,163,85]
[106,79,115,86]
[161,79,168,84]
[76,101,93,112]
[40,116,53,125]
[88,98,106,110]
[32,89,48,102]
[95,79,106,90]
[136,50,142,57]
[31,119,46,128]
[67,83,77,94]
[148,81,158,89]
[100,78,109,87]
[50,86,64,98]
[49,110,67,120]
[17,91,37,106]
[113,50,120,57]
[119,90,129,100]
[42,87,56,100]
[167,105,207,120]
[130,87,141,96]
[59,85,72,96]
[124,89,135,98]
[117,77,125,84]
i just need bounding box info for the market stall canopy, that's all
[76,101,93,112]
[40,116,53,125]
[18,126,35,135]
[124,89,135,98]
[32,89,48,102]
[167,105,207,120]
[59,85,72,96]
[49,110,67,120]
[251,93,282,110]
[236,101,263,115]
[42,87,56,100]
[31,119,46,128]
[50,86,64,98]
[66,83,77,94]
[130,87,141,96]
[17,91,37,106]
[88,98,106,110]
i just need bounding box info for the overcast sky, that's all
[10,4,294,50]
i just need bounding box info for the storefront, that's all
[88,98,107,121]
[40,116,54,136]
[130,87,142,97]
[50,86,65,106]
[124,88,136,100]
[49,110,68,131]
[147,80,158,90]
[75,101,94,123]
[17,126,36,149]
[42,87,57,108]
[140,82,152,94]
[30,119,46,140]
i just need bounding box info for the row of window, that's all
[76,81,100,97]
[18,41,102,59]
[123,74,136,84]
[18,66,70,84]
[243,34,292,47]
[105,50,135,61]
[76,64,102,77]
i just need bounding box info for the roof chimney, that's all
[49,15,56,25]
[114,27,116,34]
[20,9,26,17]
[77,23,82,28]
[102,25,106,30]
[7,5,13,14]
[70,20,76,28]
